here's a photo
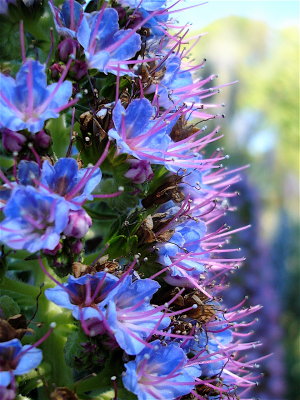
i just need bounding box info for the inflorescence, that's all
[0,1,264,399]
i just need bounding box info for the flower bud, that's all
[125,159,154,184]
[1,129,26,152]
[58,38,79,63]
[33,130,51,149]
[49,63,64,80]
[69,60,88,81]
[64,210,92,239]
[71,240,84,254]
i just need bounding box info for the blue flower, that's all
[0,339,42,387]
[49,0,84,38]
[17,160,41,186]
[108,98,172,162]
[158,218,207,284]
[0,60,73,133]
[45,272,119,320]
[123,340,200,400]
[139,8,168,37]
[103,276,170,355]
[152,55,198,109]
[77,8,141,74]
[0,186,69,252]
[40,158,102,208]
[118,0,167,11]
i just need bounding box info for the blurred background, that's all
[175,1,299,399]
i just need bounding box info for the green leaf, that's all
[0,295,20,318]
[46,114,70,158]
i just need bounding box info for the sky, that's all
[173,0,300,29]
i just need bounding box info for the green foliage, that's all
[0,295,20,318]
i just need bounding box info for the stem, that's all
[32,261,74,391]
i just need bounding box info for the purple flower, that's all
[103,276,170,355]
[0,339,42,386]
[0,186,69,252]
[49,0,84,38]
[0,60,73,133]
[45,272,119,320]
[123,340,200,400]
[77,8,141,74]
[124,159,154,184]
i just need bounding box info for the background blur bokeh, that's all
[175,1,299,399]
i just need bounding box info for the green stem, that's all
[32,262,74,395]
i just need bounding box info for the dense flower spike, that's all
[0,1,265,399]
[0,60,73,133]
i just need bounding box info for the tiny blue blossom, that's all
[158,218,207,284]
[0,339,42,386]
[0,60,73,133]
[118,0,167,11]
[40,158,102,208]
[0,186,69,252]
[103,276,170,355]
[123,340,200,400]
[77,8,141,74]
[45,272,119,320]
[108,98,172,162]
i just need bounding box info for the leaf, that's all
[0,295,20,318]
[46,114,70,158]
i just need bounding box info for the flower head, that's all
[0,339,42,387]
[0,60,73,133]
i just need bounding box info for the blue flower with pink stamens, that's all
[122,340,200,400]
[158,218,207,285]
[45,272,119,320]
[103,276,170,355]
[0,186,69,252]
[118,0,167,11]
[0,339,42,387]
[0,60,73,133]
[108,98,172,162]
[77,7,141,75]
[40,158,102,208]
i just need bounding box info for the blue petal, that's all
[15,346,42,375]
[0,372,11,386]
[18,160,40,186]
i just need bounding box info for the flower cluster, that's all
[0,1,264,399]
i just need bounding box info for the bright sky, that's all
[173,0,300,29]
